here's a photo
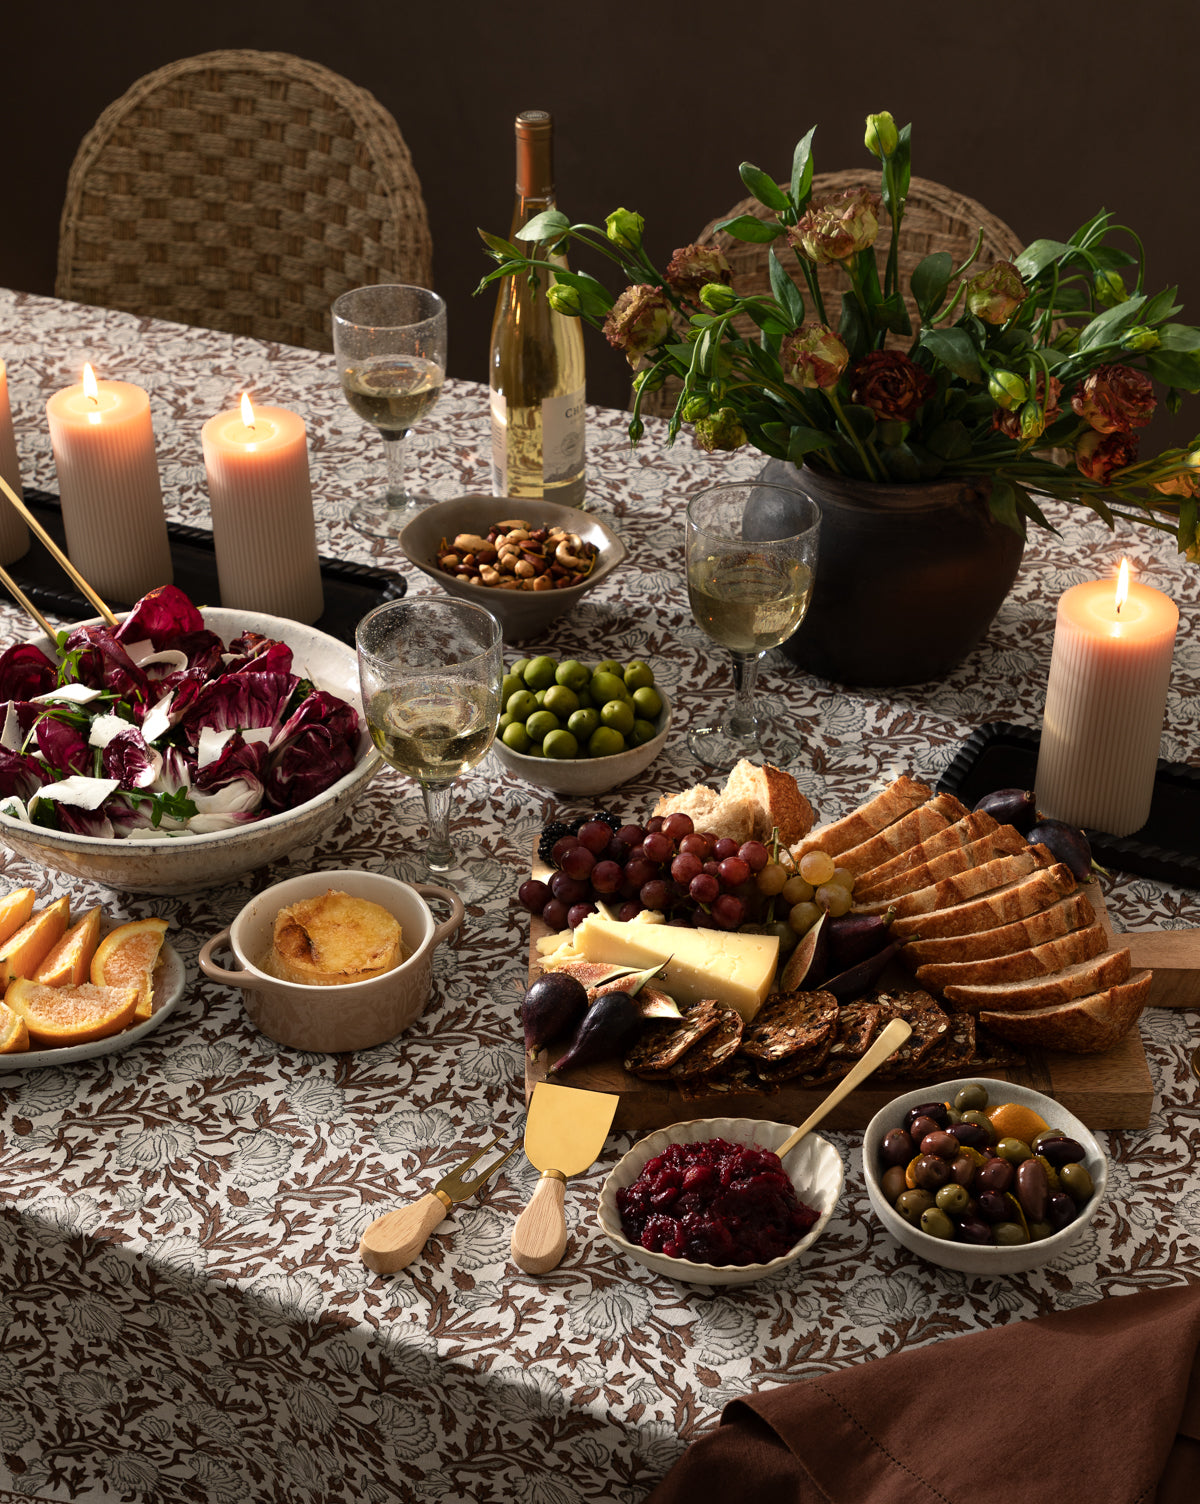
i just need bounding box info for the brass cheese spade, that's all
[511,1081,619,1275]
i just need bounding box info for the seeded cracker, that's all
[913,1010,976,1078]
[671,1009,744,1080]
[872,990,952,1079]
[677,1057,761,1102]
[623,999,721,1077]
[739,990,839,1062]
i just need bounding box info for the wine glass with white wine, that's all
[333,284,447,532]
[685,478,821,770]
[356,598,502,874]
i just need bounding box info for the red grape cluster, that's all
[519,810,783,935]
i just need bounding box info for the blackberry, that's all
[537,821,573,866]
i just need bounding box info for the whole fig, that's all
[973,788,1038,834]
[521,973,588,1060]
[549,989,641,1075]
[1027,818,1093,880]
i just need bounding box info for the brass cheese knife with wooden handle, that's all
[511,1082,620,1275]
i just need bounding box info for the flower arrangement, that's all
[479,112,1200,557]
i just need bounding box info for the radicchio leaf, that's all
[113,584,205,649]
[59,625,152,711]
[102,727,163,790]
[263,723,357,812]
[178,671,299,750]
[35,717,90,777]
[0,643,56,700]
[0,747,45,801]
[224,632,294,677]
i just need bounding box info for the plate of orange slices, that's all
[0,890,187,1068]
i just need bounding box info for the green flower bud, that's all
[606,208,645,251]
[698,282,739,313]
[633,364,667,394]
[692,406,747,453]
[1018,400,1046,441]
[681,394,711,422]
[1125,325,1161,352]
[1093,269,1128,308]
[988,370,1028,410]
[628,415,645,445]
[546,283,582,316]
[864,111,899,160]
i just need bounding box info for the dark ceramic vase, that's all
[748,460,1026,687]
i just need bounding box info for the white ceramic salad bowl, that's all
[0,606,380,894]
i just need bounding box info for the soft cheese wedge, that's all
[569,916,779,1022]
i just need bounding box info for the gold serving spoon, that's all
[0,473,117,626]
[776,1016,913,1159]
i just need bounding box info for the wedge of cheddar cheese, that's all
[569,916,779,1022]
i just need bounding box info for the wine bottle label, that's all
[489,387,587,494]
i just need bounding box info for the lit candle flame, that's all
[82,364,99,406]
[240,391,255,429]
[1115,557,1130,615]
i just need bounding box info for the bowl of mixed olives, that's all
[862,1078,1107,1274]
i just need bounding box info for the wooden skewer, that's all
[0,473,118,626]
[0,564,56,640]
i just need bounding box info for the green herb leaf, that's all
[790,127,817,208]
[1015,238,1075,281]
[712,214,782,244]
[739,163,789,212]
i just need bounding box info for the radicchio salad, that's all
[0,585,363,840]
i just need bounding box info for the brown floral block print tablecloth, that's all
[0,288,1199,1504]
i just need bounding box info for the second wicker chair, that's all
[56,50,433,351]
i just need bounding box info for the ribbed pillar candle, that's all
[45,367,173,602]
[0,359,28,564]
[202,396,324,624]
[1035,565,1178,836]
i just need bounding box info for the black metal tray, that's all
[937,720,1200,890]
[4,489,406,646]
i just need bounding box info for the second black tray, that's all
[6,489,406,647]
[937,720,1200,890]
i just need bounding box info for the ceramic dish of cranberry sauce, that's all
[862,1078,1107,1276]
[597,1118,844,1287]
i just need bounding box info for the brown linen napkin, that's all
[647,1283,1200,1504]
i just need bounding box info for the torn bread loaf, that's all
[653,758,815,846]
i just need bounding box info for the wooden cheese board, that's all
[524,874,1168,1132]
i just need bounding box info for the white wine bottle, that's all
[489,110,587,507]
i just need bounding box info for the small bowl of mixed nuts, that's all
[398,496,627,641]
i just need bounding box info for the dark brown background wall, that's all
[6,1,1199,438]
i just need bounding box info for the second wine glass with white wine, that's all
[333,284,447,532]
[685,478,821,770]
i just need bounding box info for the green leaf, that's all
[1156,323,1200,351]
[840,402,877,441]
[1014,488,1054,533]
[711,213,783,244]
[790,127,817,208]
[1178,497,1197,552]
[874,292,912,336]
[784,426,835,464]
[910,252,953,320]
[477,229,520,261]
[926,419,973,461]
[545,268,615,317]
[768,250,806,325]
[1015,238,1075,281]
[988,478,1020,531]
[1147,348,1200,391]
[919,326,982,382]
[838,291,871,360]
[515,209,571,244]
[1075,295,1148,351]
[739,162,789,212]
[880,444,921,481]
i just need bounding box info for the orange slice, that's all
[0,896,71,986]
[0,889,37,947]
[33,905,103,988]
[986,1101,1050,1144]
[4,978,139,1046]
[0,1002,30,1053]
[90,917,169,1021]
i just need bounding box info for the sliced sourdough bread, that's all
[831,793,968,878]
[977,970,1152,1052]
[889,863,1079,940]
[912,922,1110,992]
[858,848,1051,919]
[793,776,931,860]
[856,824,1033,902]
[940,946,1132,1012]
[902,892,1097,967]
[852,810,999,896]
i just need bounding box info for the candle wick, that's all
[87,393,99,408]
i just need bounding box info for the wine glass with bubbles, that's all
[333,284,447,532]
[356,598,502,874]
[685,478,821,771]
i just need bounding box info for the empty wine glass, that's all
[333,284,447,532]
[356,598,502,874]
[685,478,821,770]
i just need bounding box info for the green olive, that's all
[954,1084,989,1112]
[935,1183,969,1215]
[996,1136,1034,1165]
[895,1189,935,1225]
[945,1106,963,1125]
[1060,1162,1094,1204]
[993,1221,1031,1246]
[920,1207,956,1240]
[1027,1220,1054,1243]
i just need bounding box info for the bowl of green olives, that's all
[862,1078,1107,1275]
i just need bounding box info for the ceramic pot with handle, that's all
[199,868,464,1051]
[749,461,1026,686]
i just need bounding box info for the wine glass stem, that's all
[381,432,412,502]
[421,780,455,872]
[725,649,763,740]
